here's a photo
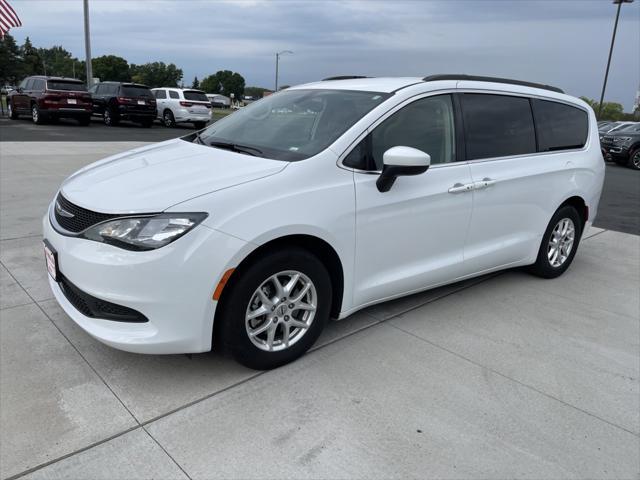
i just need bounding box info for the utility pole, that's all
[275,50,293,92]
[598,0,634,119]
[83,0,93,86]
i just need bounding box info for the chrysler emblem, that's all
[55,201,75,218]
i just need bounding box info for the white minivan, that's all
[152,87,212,129]
[44,75,604,369]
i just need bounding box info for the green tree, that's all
[92,55,130,82]
[20,37,44,77]
[38,46,80,78]
[191,76,199,89]
[130,61,182,88]
[200,70,245,98]
[580,96,625,121]
[0,34,22,84]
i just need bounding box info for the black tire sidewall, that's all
[163,110,175,127]
[628,149,640,170]
[220,248,332,370]
[531,206,582,278]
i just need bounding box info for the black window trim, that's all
[337,88,591,173]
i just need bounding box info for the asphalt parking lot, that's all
[0,140,639,478]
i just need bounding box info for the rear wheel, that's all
[103,107,119,126]
[8,100,18,119]
[31,103,45,124]
[218,248,331,370]
[529,205,582,279]
[162,110,175,127]
[193,121,206,130]
[629,149,640,171]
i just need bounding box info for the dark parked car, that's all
[7,76,92,125]
[88,82,157,127]
[600,123,640,170]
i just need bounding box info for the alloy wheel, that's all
[8,102,12,117]
[547,218,575,267]
[632,151,640,169]
[163,112,173,127]
[245,270,317,352]
[31,105,38,122]
[103,110,111,125]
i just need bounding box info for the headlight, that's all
[84,213,208,250]
[613,137,632,144]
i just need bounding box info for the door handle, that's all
[474,177,497,190]
[448,183,474,194]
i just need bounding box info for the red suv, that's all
[7,76,92,125]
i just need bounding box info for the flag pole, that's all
[83,0,93,85]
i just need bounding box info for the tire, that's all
[193,121,206,130]
[529,205,582,279]
[8,100,18,119]
[628,148,640,171]
[218,248,332,370]
[31,103,45,124]
[162,109,175,127]
[103,107,119,126]
[78,115,91,126]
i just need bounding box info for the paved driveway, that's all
[1,142,638,479]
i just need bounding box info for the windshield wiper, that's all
[207,140,264,157]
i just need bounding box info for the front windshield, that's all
[198,89,391,161]
[617,123,640,133]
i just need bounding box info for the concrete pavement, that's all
[1,142,638,479]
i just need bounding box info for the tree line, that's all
[0,34,261,100]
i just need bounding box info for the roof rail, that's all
[322,75,370,81]
[422,74,564,94]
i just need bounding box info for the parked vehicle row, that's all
[43,75,605,369]
[600,122,640,170]
[6,75,224,129]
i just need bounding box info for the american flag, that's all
[0,0,21,39]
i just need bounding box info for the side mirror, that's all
[376,146,431,192]
[16,87,23,93]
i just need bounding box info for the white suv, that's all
[44,75,604,369]
[152,87,212,129]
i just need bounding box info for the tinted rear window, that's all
[47,80,87,91]
[461,93,536,160]
[121,85,153,98]
[533,100,588,151]
[183,90,208,101]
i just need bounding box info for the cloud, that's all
[8,0,640,109]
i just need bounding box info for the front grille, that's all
[58,274,148,323]
[55,193,118,233]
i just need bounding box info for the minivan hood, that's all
[61,138,287,213]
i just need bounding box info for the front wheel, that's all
[628,149,640,171]
[529,205,582,279]
[218,248,332,370]
[103,107,119,126]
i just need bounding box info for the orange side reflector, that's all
[213,268,235,301]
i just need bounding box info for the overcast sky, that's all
[9,0,640,109]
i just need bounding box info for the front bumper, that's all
[43,205,249,354]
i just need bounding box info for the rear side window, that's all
[121,85,153,98]
[169,90,179,99]
[461,94,536,160]
[32,79,46,91]
[533,100,588,151]
[183,90,208,102]
[47,80,87,91]
[154,90,166,99]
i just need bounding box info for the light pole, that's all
[598,0,634,119]
[83,0,93,87]
[275,50,293,92]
